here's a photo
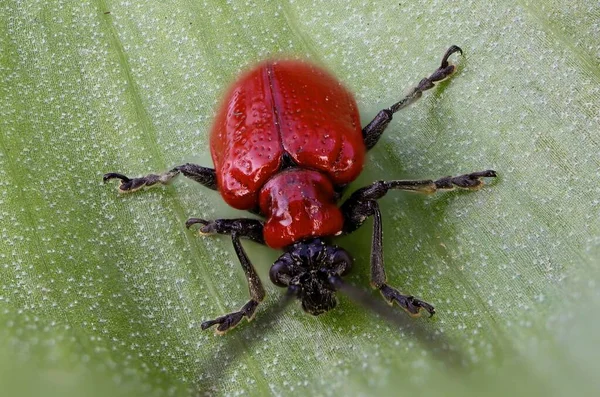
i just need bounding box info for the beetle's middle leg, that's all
[186,218,266,333]
[362,45,463,150]
[340,169,496,317]
[103,163,216,193]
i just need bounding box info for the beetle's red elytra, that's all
[210,60,365,248]
[104,46,497,334]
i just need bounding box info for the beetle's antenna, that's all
[328,275,467,368]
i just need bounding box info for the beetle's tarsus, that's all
[201,299,259,334]
[186,218,215,236]
[434,169,497,190]
[103,172,130,183]
[187,218,266,244]
[102,171,177,192]
[440,45,463,68]
[425,45,463,85]
[379,285,435,318]
[185,218,209,229]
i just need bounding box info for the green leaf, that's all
[1,1,599,396]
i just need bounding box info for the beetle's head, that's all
[269,239,352,315]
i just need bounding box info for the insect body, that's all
[210,60,365,249]
[104,46,496,333]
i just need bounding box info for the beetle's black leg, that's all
[186,218,266,333]
[185,217,265,245]
[199,231,266,334]
[342,170,496,232]
[362,45,463,150]
[342,199,435,317]
[341,169,496,316]
[103,163,217,193]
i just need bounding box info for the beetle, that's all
[104,45,496,334]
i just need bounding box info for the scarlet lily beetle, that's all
[104,46,496,334]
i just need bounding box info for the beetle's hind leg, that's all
[187,218,266,333]
[362,45,463,150]
[103,163,217,193]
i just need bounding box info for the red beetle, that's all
[104,46,496,334]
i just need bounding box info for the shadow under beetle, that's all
[104,45,496,334]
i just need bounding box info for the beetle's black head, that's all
[269,239,352,316]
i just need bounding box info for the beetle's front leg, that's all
[341,170,496,317]
[186,218,266,333]
[343,199,435,317]
[369,203,435,316]
[186,218,265,245]
[202,231,265,334]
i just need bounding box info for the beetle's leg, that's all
[103,163,216,193]
[340,169,496,316]
[341,199,435,317]
[342,170,496,232]
[186,218,266,333]
[360,169,497,199]
[199,231,266,334]
[185,217,265,245]
[362,45,463,150]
